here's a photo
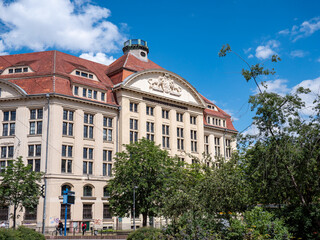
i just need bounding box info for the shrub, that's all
[0,226,44,240]
[127,227,164,240]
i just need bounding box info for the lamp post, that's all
[133,186,138,230]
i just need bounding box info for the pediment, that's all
[0,80,27,98]
[121,70,206,107]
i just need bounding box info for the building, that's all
[0,39,237,231]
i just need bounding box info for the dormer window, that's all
[73,70,96,80]
[6,66,30,74]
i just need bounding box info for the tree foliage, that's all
[0,157,43,228]
[107,138,178,227]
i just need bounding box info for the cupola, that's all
[122,39,149,62]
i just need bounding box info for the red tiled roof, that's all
[107,53,163,76]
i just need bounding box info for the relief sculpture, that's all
[148,73,182,96]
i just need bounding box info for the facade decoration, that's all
[148,73,182,96]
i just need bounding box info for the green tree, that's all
[220,45,320,238]
[107,138,178,227]
[0,157,43,228]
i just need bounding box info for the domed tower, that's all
[122,39,149,62]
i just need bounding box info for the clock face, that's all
[140,51,146,57]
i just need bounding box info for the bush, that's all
[0,226,44,240]
[127,227,164,240]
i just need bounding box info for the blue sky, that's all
[1,0,319,132]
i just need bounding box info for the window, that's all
[103,205,112,219]
[223,120,226,127]
[103,186,110,197]
[93,91,97,99]
[103,117,113,141]
[61,185,71,196]
[84,113,94,139]
[62,110,74,136]
[74,86,79,95]
[89,74,93,79]
[61,145,72,173]
[177,127,184,150]
[29,109,43,135]
[207,117,211,124]
[27,144,41,172]
[146,122,154,141]
[0,146,13,173]
[162,125,170,148]
[226,139,231,158]
[162,110,169,119]
[75,70,95,80]
[81,72,88,78]
[146,106,154,116]
[103,150,112,177]
[83,185,93,197]
[2,111,16,136]
[176,113,183,122]
[25,207,37,221]
[0,88,1,97]
[101,92,105,101]
[191,130,197,152]
[83,204,92,219]
[60,204,71,220]
[83,147,93,174]
[88,89,92,98]
[215,137,221,157]
[130,102,138,112]
[0,206,8,221]
[204,136,209,154]
[130,119,138,143]
[190,116,197,125]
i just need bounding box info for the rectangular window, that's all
[103,150,112,161]
[177,127,184,150]
[146,106,154,116]
[215,137,221,157]
[60,204,71,220]
[176,113,183,122]
[130,102,138,112]
[191,130,197,152]
[162,125,170,148]
[103,205,112,219]
[83,88,87,97]
[146,122,155,141]
[130,119,138,143]
[162,110,169,119]
[83,147,93,174]
[29,108,43,135]
[190,116,197,125]
[74,86,79,95]
[27,144,41,172]
[226,139,231,158]
[1,146,14,159]
[103,163,112,177]
[103,117,113,141]
[84,113,94,139]
[62,110,74,136]
[25,206,37,220]
[2,111,16,136]
[207,117,211,124]
[101,92,105,101]
[61,145,73,173]
[205,135,209,154]
[0,206,8,221]
[93,91,97,99]
[83,204,92,219]
[88,89,92,98]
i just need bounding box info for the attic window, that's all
[74,70,96,80]
[81,72,88,78]
[76,71,80,76]
[7,66,29,74]
[89,74,93,79]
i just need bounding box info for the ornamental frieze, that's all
[148,73,182,96]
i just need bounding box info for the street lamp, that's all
[133,185,138,230]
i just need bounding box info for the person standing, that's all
[81,222,87,235]
[58,220,64,236]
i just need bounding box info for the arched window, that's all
[83,185,92,197]
[61,184,71,196]
[103,186,110,198]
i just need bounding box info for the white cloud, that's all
[290,50,308,58]
[256,79,290,96]
[255,40,279,59]
[242,124,259,136]
[223,109,239,121]
[292,77,320,115]
[244,47,252,54]
[248,54,254,59]
[0,40,8,55]
[281,17,320,42]
[278,29,290,35]
[0,0,126,53]
[79,52,116,65]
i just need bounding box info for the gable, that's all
[0,80,27,98]
[121,69,206,107]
